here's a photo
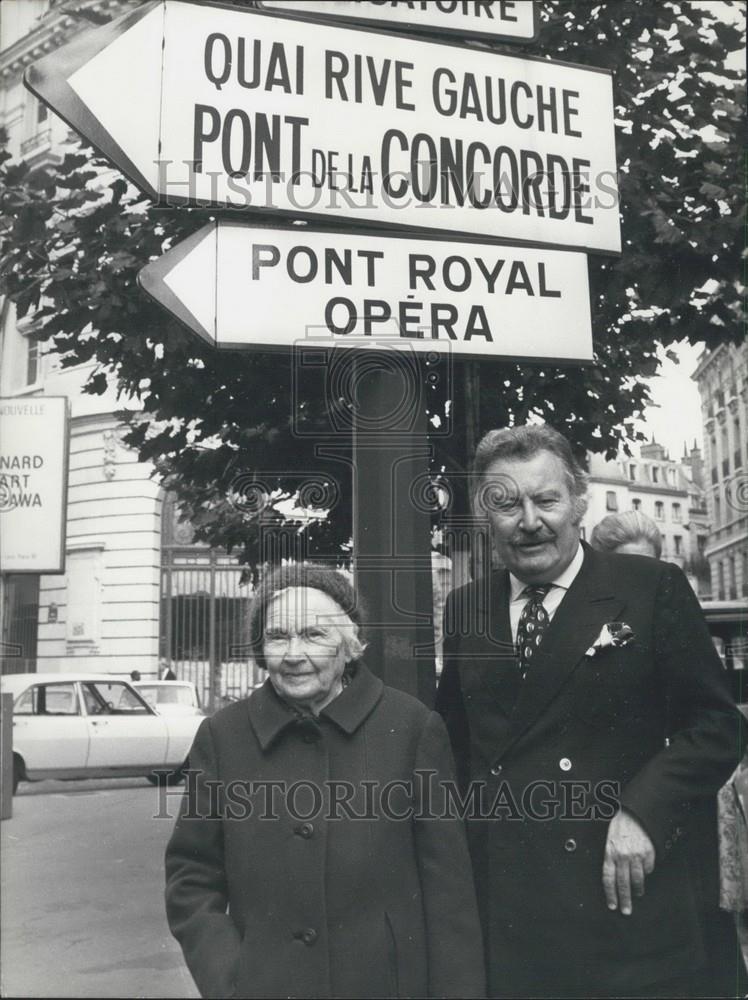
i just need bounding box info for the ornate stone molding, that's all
[102,428,117,479]
[0,0,127,82]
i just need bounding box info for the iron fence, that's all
[160,550,262,710]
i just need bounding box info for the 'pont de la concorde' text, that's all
[193,33,598,219]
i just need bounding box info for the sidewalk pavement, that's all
[1,777,199,998]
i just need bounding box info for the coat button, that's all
[301,927,317,946]
[564,838,577,853]
[559,758,572,771]
[295,822,314,839]
[490,763,503,776]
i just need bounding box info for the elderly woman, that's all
[165,564,485,1000]
[590,509,662,558]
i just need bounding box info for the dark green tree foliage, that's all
[0,1,743,567]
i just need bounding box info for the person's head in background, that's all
[590,510,662,559]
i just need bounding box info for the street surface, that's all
[3,776,746,997]
[1,777,199,998]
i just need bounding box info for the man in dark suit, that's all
[436,425,746,998]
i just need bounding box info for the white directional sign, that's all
[26,1,620,255]
[260,0,539,43]
[138,222,593,362]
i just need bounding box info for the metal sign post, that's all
[351,356,437,704]
[1,694,13,820]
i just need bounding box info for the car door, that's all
[81,679,169,768]
[12,682,90,773]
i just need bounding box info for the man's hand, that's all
[602,809,656,916]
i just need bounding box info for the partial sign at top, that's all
[259,1,539,43]
[25,1,620,255]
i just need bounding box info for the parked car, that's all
[1,673,203,793]
[132,680,204,717]
[700,599,748,718]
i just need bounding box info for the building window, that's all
[674,535,683,556]
[654,501,664,520]
[672,503,681,523]
[728,556,737,600]
[629,464,637,481]
[37,99,48,125]
[631,498,642,511]
[697,535,707,555]
[718,561,725,601]
[660,534,667,556]
[734,420,742,469]
[652,466,660,483]
[606,491,618,512]
[26,339,39,385]
[742,550,748,598]
[714,495,721,526]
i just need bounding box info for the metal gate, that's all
[160,548,262,711]
[0,574,39,675]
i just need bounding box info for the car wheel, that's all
[12,754,24,794]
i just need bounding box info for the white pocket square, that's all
[585,622,635,658]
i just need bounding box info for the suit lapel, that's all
[500,546,625,755]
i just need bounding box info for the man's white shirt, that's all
[508,543,585,644]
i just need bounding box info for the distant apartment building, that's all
[692,340,748,601]
[581,442,710,594]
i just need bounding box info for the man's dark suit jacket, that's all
[436,544,746,998]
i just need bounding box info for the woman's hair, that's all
[473,424,589,522]
[248,563,366,670]
[589,510,662,558]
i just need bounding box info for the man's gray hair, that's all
[473,425,589,522]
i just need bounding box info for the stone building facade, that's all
[580,442,710,594]
[692,340,748,601]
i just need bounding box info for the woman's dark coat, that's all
[165,664,485,999]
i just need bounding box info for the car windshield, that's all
[138,685,197,707]
[82,681,152,715]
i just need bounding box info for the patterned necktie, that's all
[517,585,552,679]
